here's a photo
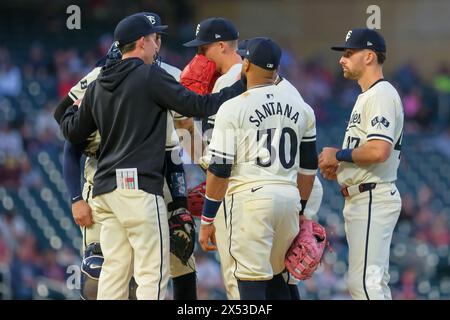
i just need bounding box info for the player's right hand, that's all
[72,199,94,227]
[320,164,338,180]
[199,223,217,251]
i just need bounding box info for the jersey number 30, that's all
[256,128,298,169]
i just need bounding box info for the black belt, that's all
[341,183,377,197]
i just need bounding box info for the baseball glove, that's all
[187,181,206,217]
[285,219,328,280]
[168,207,196,265]
[180,54,220,94]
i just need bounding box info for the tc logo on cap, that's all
[345,30,352,42]
[146,15,156,25]
[195,24,200,36]
[267,63,273,69]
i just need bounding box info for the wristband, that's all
[201,195,222,225]
[71,195,83,204]
[336,149,354,163]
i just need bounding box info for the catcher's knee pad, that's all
[80,242,103,300]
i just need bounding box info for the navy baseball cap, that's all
[143,12,168,34]
[237,39,249,57]
[237,37,281,71]
[183,17,239,47]
[331,28,386,53]
[114,13,167,46]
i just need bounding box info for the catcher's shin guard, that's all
[172,271,197,300]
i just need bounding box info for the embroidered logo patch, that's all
[80,79,88,90]
[371,116,390,128]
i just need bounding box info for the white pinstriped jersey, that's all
[160,62,186,122]
[204,63,242,134]
[208,83,317,194]
[69,67,102,159]
[337,80,404,186]
[68,62,182,183]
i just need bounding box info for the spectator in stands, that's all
[10,235,43,299]
[0,47,22,98]
[396,268,418,300]
[0,123,24,158]
[0,210,28,250]
[20,157,43,190]
[41,249,65,282]
[0,233,11,264]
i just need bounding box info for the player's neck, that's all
[220,53,242,74]
[358,67,384,92]
[122,52,145,63]
[247,75,276,90]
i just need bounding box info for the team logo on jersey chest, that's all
[371,116,390,128]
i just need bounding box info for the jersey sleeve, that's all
[172,111,188,121]
[365,93,397,145]
[166,111,180,151]
[301,107,317,143]
[299,107,318,175]
[207,102,236,164]
[160,63,189,121]
[68,67,101,101]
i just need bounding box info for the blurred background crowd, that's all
[0,0,449,300]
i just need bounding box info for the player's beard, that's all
[240,72,248,88]
[343,68,362,80]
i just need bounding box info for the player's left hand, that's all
[199,223,217,251]
[319,147,339,167]
[319,147,340,180]
[72,199,94,227]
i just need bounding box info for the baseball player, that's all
[237,38,324,299]
[199,37,318,300]
[182,17,242,143]
[59,13,197,300]
[56,12,243,299]
[319,28,404,300]
[180,17,244,299]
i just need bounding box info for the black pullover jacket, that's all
[58,57,243,197]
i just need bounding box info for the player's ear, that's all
[365,50,376,65]
[243,59,250,72]
[137,36,145,49]
[219,41,226,52]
